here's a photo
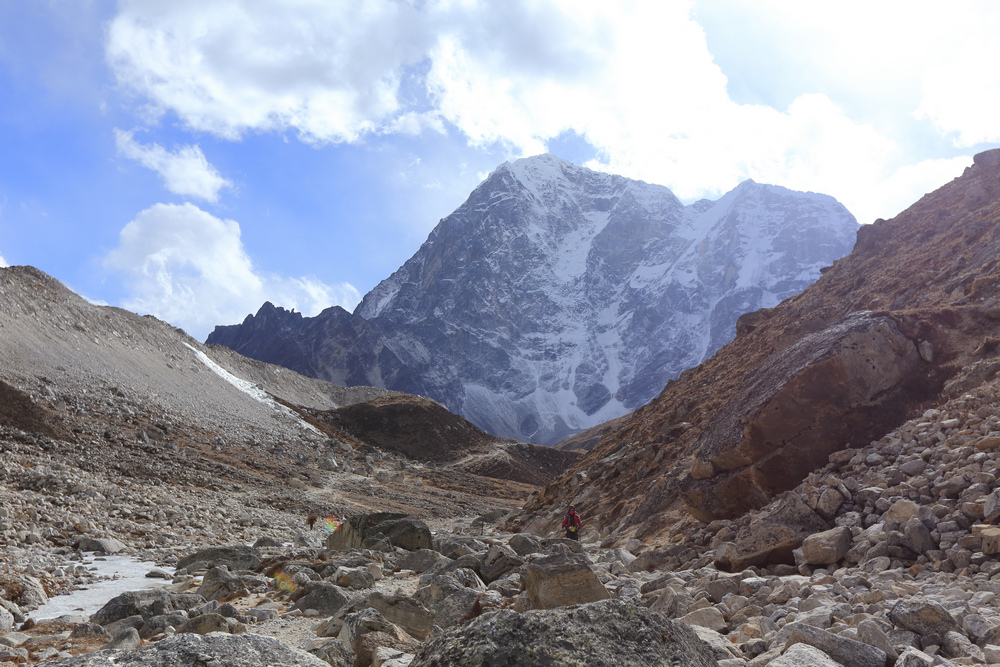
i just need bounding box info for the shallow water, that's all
[32,555,175,620]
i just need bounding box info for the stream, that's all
[32,555,175,621]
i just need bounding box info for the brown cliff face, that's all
[512,148,1000,542]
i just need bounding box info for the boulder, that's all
[901,517,936,555]
[857,618,898,662]
[524,553,610,610]
[291,582,350,616]
[326,512,432,552]
[175,612,243,635]
[103,627,141,651]
[0,598,24,624]
[713,492,827,571]
[368,591,435,641]
[398,549,449,573]
[681,312,927,521]
[17,574,48,610]
[252,536,283,548]
[888,598,960,637]
[0,606,12,633]
[801,526,853,565]
[77,536,128,554]
[69,623,112,641]
[508,533,543,556]
[175,545,261,572]
[784,621,886,667]
[626,549,672,573]
[355,631,420,667]
[768,642,844,667]
[91,590,205,626]
[479,543,523,583]
[308,639,354,667]
[138,612,189,639]
[884,499,921,524]
[677,606,726,632]
[409,599,717,666]
[894,646,938,666]
[342,608,420,667]
[942,630,984,662]
[196,566,248,602]
[690,625,744,662]
[42,631,329,666]
[413,574,482,628]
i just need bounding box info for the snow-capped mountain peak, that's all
[209,156,859,445]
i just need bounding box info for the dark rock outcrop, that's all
[682,311,932,520]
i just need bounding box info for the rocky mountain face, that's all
[209,154,858,445]
[515,148,1000,544]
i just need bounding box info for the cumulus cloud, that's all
[115,129,232,202]
[0,252,7,268]
[106,0,436,142]
[105,0,999,224]
[104,203,360,340]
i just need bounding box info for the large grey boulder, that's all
[16,575,48,610]
[409,599,718,666]
[196,566,248,602]
[291,582,350,616]
[368,591,435,641]
[0,606,13,633]
[508,533,543,556]
[42,632,329,666]
[784,622,886,667]
[888,598,961,637]
[524,553,610,610]
[398,549,450,573]
[479,543,523,583]
[77,536,129,554]
[768,643,843,667]
[175,612,244,635]
[102,627,141,651]
[413,574,482,628]
[175,545,262,572]
[801,526,853,565]
[309,639,354,667]
[326,512,432,552]
[713,492,827,571]
[91,590,205,627]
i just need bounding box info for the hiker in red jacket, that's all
[562,505,582,540]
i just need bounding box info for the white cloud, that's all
[105,0,999,225]
[104,203,360,340]
[0,252,7,268]
[115,129,232,202]
[106,0,434,143]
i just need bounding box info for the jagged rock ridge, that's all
[209,154,858,445]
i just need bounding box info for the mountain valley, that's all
[6,153,1000,664]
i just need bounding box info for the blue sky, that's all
[1,1,998,341]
